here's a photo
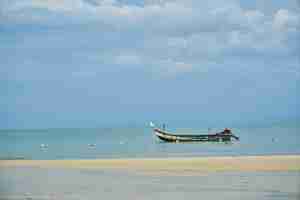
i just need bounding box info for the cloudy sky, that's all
[1,0,299,128]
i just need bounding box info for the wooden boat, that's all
[152,126,239,142]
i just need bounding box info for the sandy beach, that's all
[1,155,300,200]
[1,155,300,173]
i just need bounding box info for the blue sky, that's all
[1,0,299,128]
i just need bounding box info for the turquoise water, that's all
[0,126,299,159]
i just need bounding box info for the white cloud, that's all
[3,0,84,12]
[273,9,300,31]
[1,0,299,77]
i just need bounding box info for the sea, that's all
[0,125,300,160]
[1,125,300,200]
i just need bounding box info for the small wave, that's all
[0,156,26,160]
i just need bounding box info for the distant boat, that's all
[150,122,239,142]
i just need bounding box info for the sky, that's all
[1,0,300,129]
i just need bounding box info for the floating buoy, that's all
[119,141,125,145]
[24,192,32,200]
[88,144,96,148]
[40,144,48,148]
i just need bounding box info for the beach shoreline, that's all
[1,155,300,200]
[1,155,299,173]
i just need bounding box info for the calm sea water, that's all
[0,126,299,160]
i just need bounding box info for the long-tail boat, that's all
[150,122,239,142]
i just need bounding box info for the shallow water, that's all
[0,126,299,159]
[0,167,299,200]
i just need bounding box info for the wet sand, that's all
[0,167,300,200]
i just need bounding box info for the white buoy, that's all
[25,192,32,200]
[88,144,96,148]
[149,121,155,128]
[40,144,48,148]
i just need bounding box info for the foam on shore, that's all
[1,155,300,173]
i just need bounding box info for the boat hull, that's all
[154,128,236,142]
